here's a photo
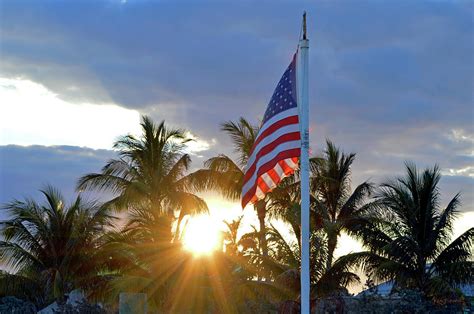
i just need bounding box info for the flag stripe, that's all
[261,173,274,189]
[250,112,299,153]
[273,162,285,178]
[242,147,300,206]
[246,119,300,167]
[268,167,281,183]
[255,186,265,199]
[242,135,301,186]
[242,152,300,206]
[285,157,298,168]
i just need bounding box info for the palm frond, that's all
[433,227,474,282]
[220,117,259,167]
[186,155,243,200]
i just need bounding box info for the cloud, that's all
[3,1,470,142]
[184,132,217,157]
[0,145,115,219]
[0,2,472,214]
[0,77,142,149]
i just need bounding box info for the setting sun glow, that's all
[183,215,221,255]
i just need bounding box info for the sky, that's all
[0,0,473,263]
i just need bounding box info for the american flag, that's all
[241,54,301,208]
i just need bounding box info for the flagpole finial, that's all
[302,11,307,40]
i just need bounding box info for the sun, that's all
[183,215,221,255]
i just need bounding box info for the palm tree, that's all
[187,118,272,257]
[353,163,474,297]
[75,116,211,309]
[311,140,373,270]
[0,186,115,306]
[223,216,244,256]
[266,174,303,248]
[266,169,323,250]
[77,116,208,237]
[259,222,361,299]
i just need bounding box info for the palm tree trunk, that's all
[326,232,338,271]
[256,200,268,281]
[256,200,268,256]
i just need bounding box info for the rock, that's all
[0,296,36,314]
[119,292,147,314]
[52,301,106,314]
[37,301,59,314]
[38,289,85,313]
[66,290,85,306]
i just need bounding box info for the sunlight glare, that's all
[183,215,221,255]
[0,77,141,149]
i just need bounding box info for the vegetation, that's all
[76,116,209,311]
[350,163,474,299]
[0,186,114,307]
[77,116,208,231]
[1,116,472,313]
[311,140,373,270]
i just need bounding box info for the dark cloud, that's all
[2,2,470,128]
[0,2,472,212]
[0,145,115,219]
[0,142,472,217]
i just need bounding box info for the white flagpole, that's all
[297,12,310,314]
